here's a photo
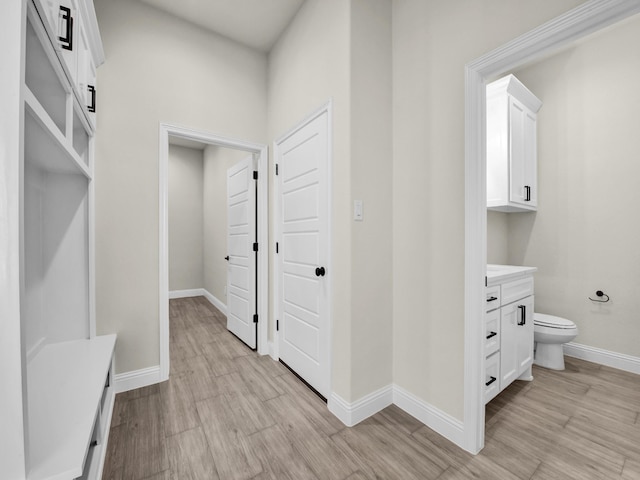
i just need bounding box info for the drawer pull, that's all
[486,331,497,340]
[486,296,498,303]
[88,85,96,113]
[517,305,526,325]
[58,6,74,51]
[485,376,497,387]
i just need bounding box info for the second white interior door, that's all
[226,155,257,349]
[276,109,330,399]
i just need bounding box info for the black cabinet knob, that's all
[315,267,326,277]
[224,256,229,261]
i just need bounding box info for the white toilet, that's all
[533,313,578,370]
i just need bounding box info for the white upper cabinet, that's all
[486,74,542,212]
[33,0,102,127]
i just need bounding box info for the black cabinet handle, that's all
[224,256,229,261]
[315,267,326,277]
[59,6,73,51]
[517,305,526,325]
[486,296,498,303]
[486,331,497,340]
[88,85,96,113]
[486,376,497,387]
[524,185,531,202]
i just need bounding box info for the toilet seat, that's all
[534,313,576,330]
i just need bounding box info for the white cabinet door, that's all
[226,155,257,349]
[500,295,534,390]
[516,295,534,373]
[486,75,541,212]
[499,301,520,389]
[57,0,79,85]
[509,97,537,208]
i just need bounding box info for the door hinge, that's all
[253,242,259,252]
[276,242,279,253]
[253,314,258,324]
[275,164,279,175]
[276,319,279,331]
[253,171,258,180]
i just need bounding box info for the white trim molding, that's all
[393,385,465,449]
[168,288,227,315]
[159,123,269,382]
[328,384,465,450]
[114,366,162,394]
[328,386,394,427]
[564,342,640,375]
[168,288,205,299]
[464,0,640,455]
[202,289,227,316]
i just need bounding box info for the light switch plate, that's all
[354,200,363,221]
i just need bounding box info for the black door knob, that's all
[315,267,326,277]
[224,256,229,261]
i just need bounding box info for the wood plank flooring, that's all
[102,297,640,479]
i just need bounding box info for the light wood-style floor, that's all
[102,297,640,479]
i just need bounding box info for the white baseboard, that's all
[564,342,640,375]
[202,289,227,316]
[393,384,465,449]
[169,288,204,299]
[114,365,162,393]
[327,383,465,450]
[169,288,227,315]
[329,385,394,427]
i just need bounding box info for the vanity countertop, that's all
[487,264,537,286]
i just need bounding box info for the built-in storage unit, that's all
[486,74,542,212]
[484,265,536,403]
[2,0,112,478]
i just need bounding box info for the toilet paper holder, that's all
[588,290,610,303]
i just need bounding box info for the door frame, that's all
[464,0,640,454]
[158,123,269,381]
[271,101,333,396]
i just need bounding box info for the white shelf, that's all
[24,85,92,179]
[27,335,116,480]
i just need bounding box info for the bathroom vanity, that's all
[484,265,536,403]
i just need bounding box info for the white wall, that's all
[203,146,247,304]
[487,211,509,265]
[168,145,204,291]
[268,0,353,399]
[94,0,267,374]
[497,15,640,358]
[392,0,587,421]
[268,0,393,403]
[350,0,393,400]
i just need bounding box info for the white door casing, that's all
[159,123,269,382]
[226,155,257,349]
[464,0,640,455]
[275,106,330,399]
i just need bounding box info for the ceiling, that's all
[138,0,305,52]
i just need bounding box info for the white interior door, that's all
[277,110,329,399]
[226,155,257,349]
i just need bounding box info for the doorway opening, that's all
[159,123,268,381]
[463,1,640,454]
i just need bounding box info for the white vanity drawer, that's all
[485,285,501,312]
[485,309,500,357]
[501,276,533,306]
[484,351,500,404]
